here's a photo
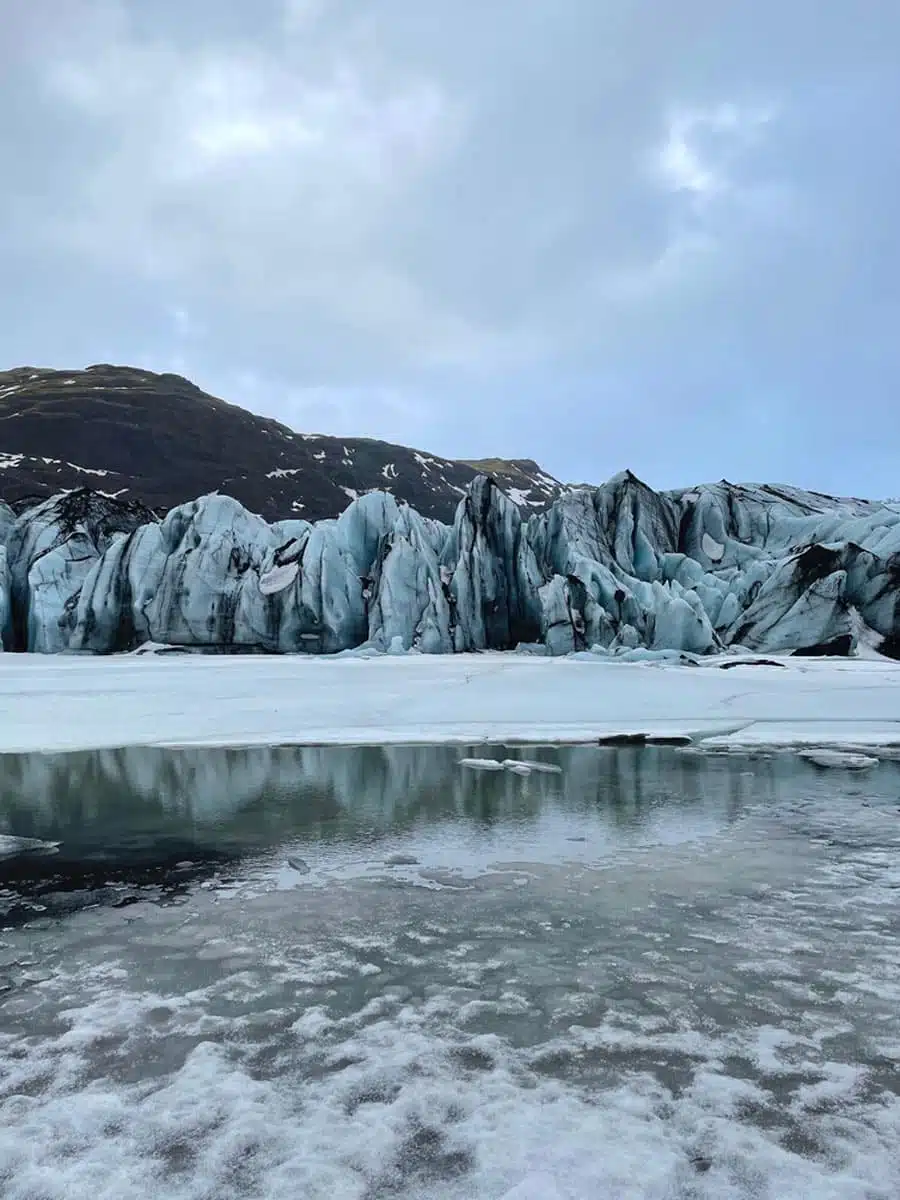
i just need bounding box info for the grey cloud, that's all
[1,0,898,496]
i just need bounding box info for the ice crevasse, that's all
[1,471,899,658]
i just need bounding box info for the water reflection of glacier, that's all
[0,743,796,865]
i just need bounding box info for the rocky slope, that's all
[2,472,898,658]
[0,365,566,522]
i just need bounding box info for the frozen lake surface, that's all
[1,742,900,1198]
[2,651,900,755]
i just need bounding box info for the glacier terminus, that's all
[1,470,899,659]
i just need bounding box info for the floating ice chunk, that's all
[287,855,311,873]
[504,758,563,774]
[0,835,61,859]
[801,750,879,770]
[459,758,504,771]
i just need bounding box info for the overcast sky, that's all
[2,1,898,496]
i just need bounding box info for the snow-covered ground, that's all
[1,651,899,755]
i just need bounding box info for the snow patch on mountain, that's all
[507,487,546,508]
[68,462,109,477]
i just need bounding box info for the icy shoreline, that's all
[1,650,899,756]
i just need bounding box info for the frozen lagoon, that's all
[1,650,900,754]
[1,655,900,1198]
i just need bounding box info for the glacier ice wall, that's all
[0,500,12,651]
[1,472,899,657]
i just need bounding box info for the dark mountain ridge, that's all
[0,364,568,522]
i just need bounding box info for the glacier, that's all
[0,499,13,651]
[1,472,899,658]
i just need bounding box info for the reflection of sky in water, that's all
[1,746,900,1198]
[0,742,784,869]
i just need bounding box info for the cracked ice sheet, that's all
[1,652,899,755]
